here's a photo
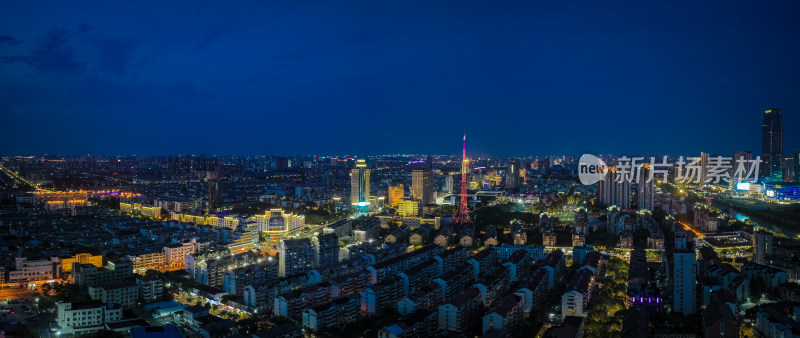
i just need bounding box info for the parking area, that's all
[0,298,58,337]
[0,298,39,325]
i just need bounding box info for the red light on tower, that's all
[453,133,471,225]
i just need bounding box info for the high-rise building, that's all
[279,238,314,277]
[388,185,404,207]
[783,158,795,183]
[762,108,783,181]
[412,169,434,205]
[350,159,370,206]
[208,180,222,211]
[506,158,521,189]
[753,231,773,265]
[794,151,800,183]
[637,167,654,211]
[597,168,631,209]
[444,176,454,194]
[672,250,697,314]
[700,152,709,184]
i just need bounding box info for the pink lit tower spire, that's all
[454,133,471,225]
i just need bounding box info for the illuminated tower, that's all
[762,108,783,181]
[350,159,370,206]
[453,133,471,224]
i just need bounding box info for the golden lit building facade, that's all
[388,185,404,207]
[350,159,370,206]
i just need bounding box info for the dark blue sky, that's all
[1,1,798,157]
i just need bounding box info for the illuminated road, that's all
[0,287,39,301]
[0,164,46,191]
[678,220,704,239]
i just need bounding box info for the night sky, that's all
[1,1,798,157]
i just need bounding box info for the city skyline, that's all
[1,1,799,156]
[3,2,800,337]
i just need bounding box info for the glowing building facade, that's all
[350,159,371,206]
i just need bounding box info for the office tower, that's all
[350,159,370,206]
[700,152,709,184]
[506,158,521,189]
[208,180,222,211]
[388,185,404,207]
[597,168,631,209]
[672,250,697,314]
[444,175,454,194]
[412,169,434,205]
[637,167,654,211]
[762,108,783,181]
[279,238,314,277]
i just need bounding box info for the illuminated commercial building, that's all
[412,169,434,205]
[762,182,800,202]
[762,108,783,181]
[170,212,242,229]
[254,209,306,238]
[397,198,420,217]
[388,185,404,207]
[58,253,104,273]
[350,159,371,206]
[120,202,162,219]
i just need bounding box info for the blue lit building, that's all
[762,182,800,202]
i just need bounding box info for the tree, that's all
[750,276,766,301]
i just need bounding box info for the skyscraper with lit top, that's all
[762,108,783,181]
[350,159,370,206]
